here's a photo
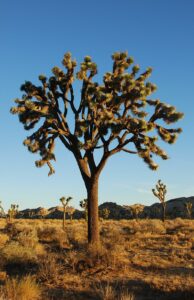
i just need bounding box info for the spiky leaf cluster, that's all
[11,52,183,174]
[60,196,72,209]
[80,198,88,210]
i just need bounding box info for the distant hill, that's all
[6,196,194,220]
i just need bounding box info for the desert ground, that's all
[0,218,193,300]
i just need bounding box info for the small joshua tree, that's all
[67,207,75,221]
[11,51,183,244]
[60,196,72,229]
[184,201,192,219]
[80,198,88,221]
[60,196,72,228]
[101,208,110,220]
[152,180,167,222]
[7,204,19,223]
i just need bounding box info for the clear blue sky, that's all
[0,0,194,210]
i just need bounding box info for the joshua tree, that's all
[80,198,88,221]
[7,204,19,223]
[0,201,6,218]
[67,206,75,221]
[11,52,183,244]
[60,196,72,229]
[152,180,167,222]
[184,201,192,219]
[101,208,110,220]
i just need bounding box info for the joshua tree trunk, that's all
[86,179,99,244]
[162,203,166,222]
[63,208,66,230]
[75,154,108,244]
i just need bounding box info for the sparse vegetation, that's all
[0,218,193,299]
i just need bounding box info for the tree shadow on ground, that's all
[131,263,194,277]
[44,278,194,300]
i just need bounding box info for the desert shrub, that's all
[37,226,69,250]
[101,224,125,244]
[0,275,41,300]
[65,250,78,271]
[76,242,128,269]
[67,225,87,247]
[0,233,9,248]
[0,219,6,230]
[16,228,38,248]
[141,220,166,234]
[121,220,166,235]
[1,241,37,264]
[37,226,57,242]
[4,223,21,239]
[38,254,63,284]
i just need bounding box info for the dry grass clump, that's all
[38,254,64,284]
[0,275,41,300]
[119,289,135,300]
[98,282,116,300]
[97,282,135,300]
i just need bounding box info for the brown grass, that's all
[0,218,193,299]
[0,275,41,300]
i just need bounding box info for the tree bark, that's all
[162,204,166,222]
[86,178,99,244]
[63,208,66,230]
